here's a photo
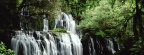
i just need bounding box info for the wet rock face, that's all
[82,36,120,55]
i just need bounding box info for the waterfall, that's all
[54,12,76,33]
[11,12,119,55]
[105,39,116,54]
[11,12,82,55]
[82,37,118,55]
[43,19,49,31]
[11,31,83,55]
[88,37,96,55]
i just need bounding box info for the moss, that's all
[52,28,67,33]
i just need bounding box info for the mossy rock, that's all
[52,28,67,33]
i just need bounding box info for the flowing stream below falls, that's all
[11,12,120,55]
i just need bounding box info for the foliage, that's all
[78,0,144,55]
[18,0,62,30]
[95,29,117,37]
[60,0,100,19]
[0,41,14,55]
[78,0,134,37]
[130,38,144,55]
[0,0,100,31]
[52,28,67,33]
[0,0,144,55]
[0,0,62,31]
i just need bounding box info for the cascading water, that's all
[43,19,49,31]
[54,12,76,33]
[11,12,82,55]
[43,14,49,31]
[105,39,116,54]
[82,36,118,55]
[11,12,120,55]
[88,37,96,55]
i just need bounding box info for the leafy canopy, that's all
[78,0,135,37]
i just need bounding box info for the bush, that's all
[0,41,14,55]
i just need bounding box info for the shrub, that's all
[0,41,14,55]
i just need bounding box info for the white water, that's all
[54,12,76,33]
[88,37,116,55]
[106,39,116,54]
[11,31,83,55]
[11,12,118,55]
[43,19,49,31]
[88,37,96,55]
[11,12,82,55]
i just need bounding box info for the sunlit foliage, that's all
[0,41,14,55]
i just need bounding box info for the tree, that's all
[78,0,144,55]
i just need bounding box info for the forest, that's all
[0,0,144,55]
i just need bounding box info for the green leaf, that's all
[130,48,140,51]
[95,30,106,37]
[16,0,23,7]
[105,29,116,35]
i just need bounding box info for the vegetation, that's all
[78,0,144,55]
[0,0,144,55]
[52,28,67,33]
[78,0,134,38]
[0,41,14,55]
